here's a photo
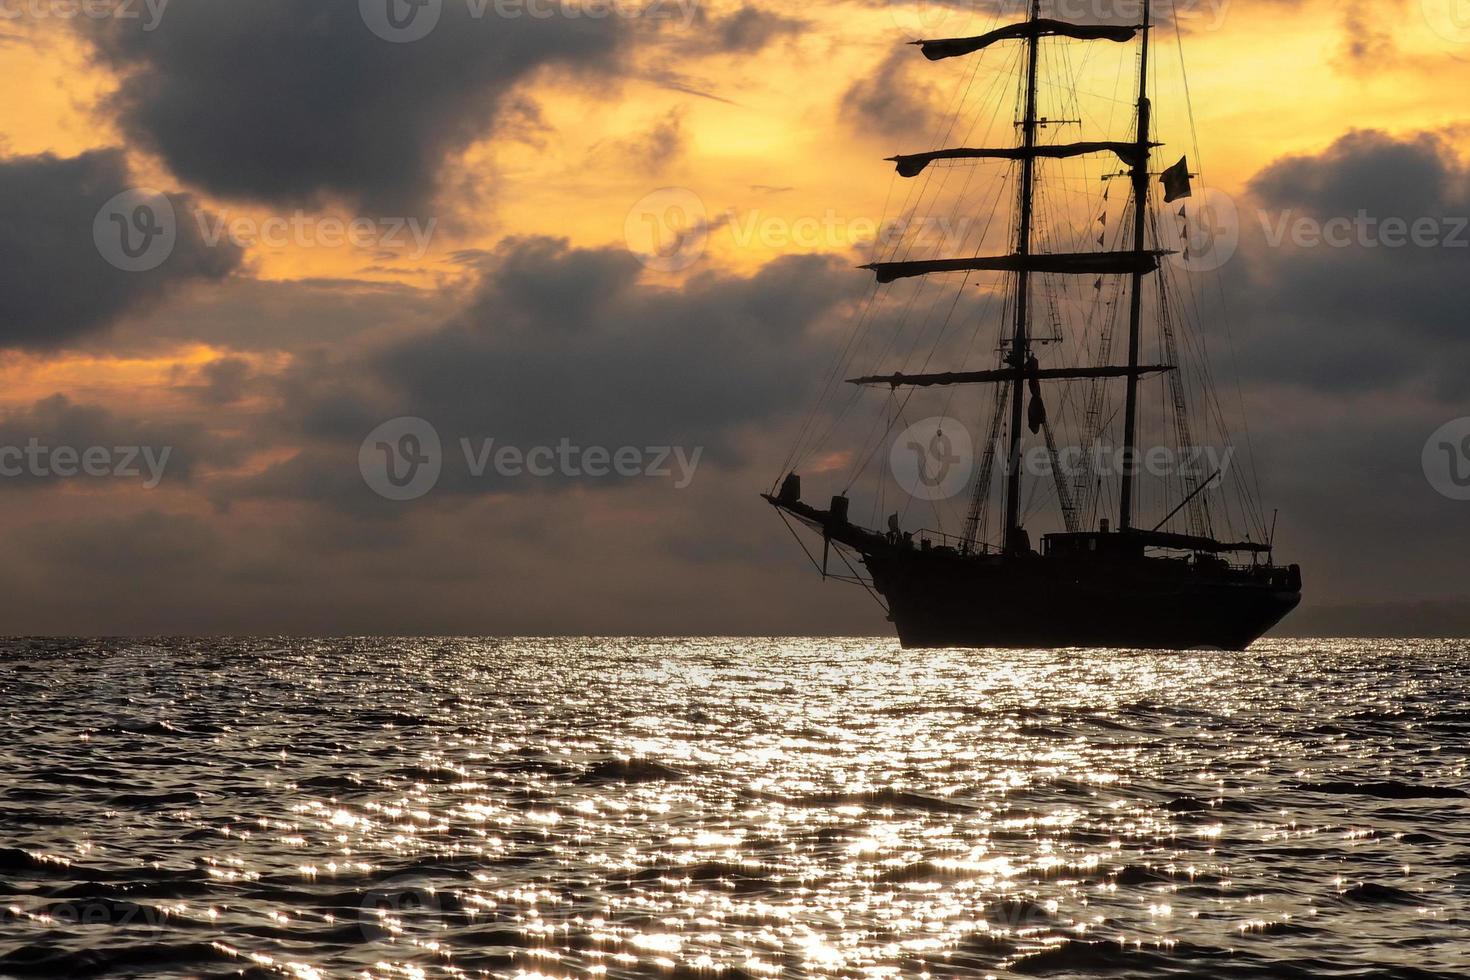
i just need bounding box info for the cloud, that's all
[374,236,858,453]
[101,275,453,356]
[1157,127,1470,614]
[694,4,805,54]
[840,46,941,142]
[191,357,254,406]
[1223,129,1470,393]
[78,0,628,215]
[220,236,861,511]
[598,107,689,174]
[1249,129,1462,219]
[0,149,241,349]
[0,394,248,487]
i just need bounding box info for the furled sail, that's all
[862,251,1168,284]
[847,365,1175,388]
[915,19,1140,62]
[1025,356,1046,434]
[889,142,1148,178]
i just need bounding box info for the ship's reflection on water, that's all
[1,638,1466,977]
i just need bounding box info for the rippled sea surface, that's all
[2,638,1468,979]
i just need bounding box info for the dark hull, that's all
[765,492,1302,651]
[867,550,1300,650]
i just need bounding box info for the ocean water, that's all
[1,638,1466,979]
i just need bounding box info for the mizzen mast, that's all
[1118,0,1153,531]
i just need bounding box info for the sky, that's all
[0,0,1468,635]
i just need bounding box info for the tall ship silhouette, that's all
[766,0,1302,649]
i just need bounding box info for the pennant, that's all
[1161,156,1193,203]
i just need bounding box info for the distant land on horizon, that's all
[13,601,1470,642]
[1272,598,1470,639]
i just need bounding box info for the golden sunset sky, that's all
[1,0,1468,633]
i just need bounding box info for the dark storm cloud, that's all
[1249,130,1463,219]
[78,0,627,214]
[0,394,248,487]
[599,108,688,173]
[17,510,220,579]
[189,357,254,406]
[692,4,805,53]
[223,236,860,510]
[376,236,857,452]
[1222,129,1470,393]
[1158,126,1470,623]
[839,47,941,141]
[104,275,452,355]
[0,149,240,349]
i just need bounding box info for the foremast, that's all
[1003,0,1044,553]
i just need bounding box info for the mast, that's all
[1118,0,1152,531]
[1003,0,1043,552]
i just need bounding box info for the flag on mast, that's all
[1162,156,1193,203]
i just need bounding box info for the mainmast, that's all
[848,5,1160,552]
[1118,0,1153,530]
[1003,0,1044,553]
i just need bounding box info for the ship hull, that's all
[867,551,1300,650]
